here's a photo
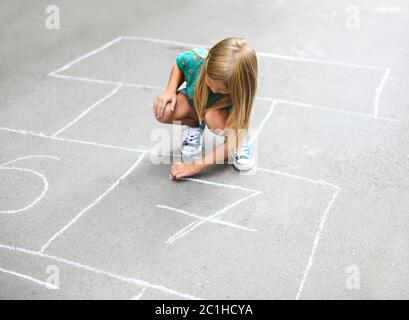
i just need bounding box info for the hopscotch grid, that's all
[0,35,380,299]
[0,243,200,300]
[39,152,147,253]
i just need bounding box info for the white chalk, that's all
[0,155,61,167]
[131,287,147,300]
[295,190,340,300]
[121,35,386,71]
[0,266,58,290]
[157,204,257,232]
[249,100,277,145]
[0,167,49,215]
[48,37,123,76]
[374,69,391,118]
[0,243,201,300]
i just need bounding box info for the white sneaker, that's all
[233,138,255,171]
[181,124,205,157]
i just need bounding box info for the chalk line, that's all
[50,73,163,90]
[122,35,206,49]
[254,166,340,190]
[157,205,257,232]
[295,189,340,300]
[0,167,49,215]
[181,177,260,193]
[256,51,385,71]
[0,155,62,214]
[122,35,385,71]
[52,74,400,123]
[166,191,261,245]
[0,125,199,163]
[48,37,123,76]
[374,68,391,118]
[52,84,122,137]
[39,152,147,253]
[0,125,148,154]
[0,155,61,167]
[249,100,277,145]
[0,125,198,162]
[0,243,200,300]
[0,266,58,290]
[266,98,400,123]
[131,286,147,300]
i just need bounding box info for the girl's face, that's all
[205,75,230,94]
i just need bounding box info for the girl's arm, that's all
[166,64,185,94]
[170,138,229,179]
[197,137,229,166]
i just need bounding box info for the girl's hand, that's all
[170,162,207,180]
[153,90,177,119]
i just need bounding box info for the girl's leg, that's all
[204,108,254,170]
[155,92,199,127]
[204,108,229,134]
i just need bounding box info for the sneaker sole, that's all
[181,147,203,157]
[233,158,255,171]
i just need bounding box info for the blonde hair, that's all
[193,37,258,155]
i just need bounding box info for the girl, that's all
[153,37,258,180]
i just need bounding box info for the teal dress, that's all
[176,48,233,113]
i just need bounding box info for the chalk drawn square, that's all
[254,101,403,182]
[0,130,143,251]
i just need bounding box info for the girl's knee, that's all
[204,109,228,134]
[155,106,174,124]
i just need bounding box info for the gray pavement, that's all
[0,0,408,299]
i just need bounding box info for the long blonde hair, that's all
[193,37,258,155]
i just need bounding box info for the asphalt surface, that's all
[1,0,408,299]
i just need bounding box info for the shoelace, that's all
[183,128,203,147]
[236,142,251,160]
